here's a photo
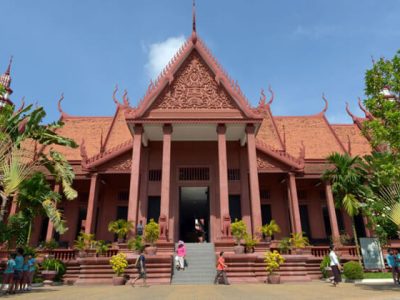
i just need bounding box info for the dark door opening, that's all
[179,187,209,243]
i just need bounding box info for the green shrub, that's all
[320,255,331,278]
[230,219,247,245]
[144,219,160,246]
[41,258,66,282]
[343,261,364,280]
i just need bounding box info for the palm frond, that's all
[41,199,68,234]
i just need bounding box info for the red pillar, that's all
[160,124,172,240]
[246,124,262,237]
[288,172,302,234]
[128,125,143,236]
[85,174,99,235]
[217,124,230,227]
[46,184,61,241]
[325,182,341,245]
[240,146,252,234]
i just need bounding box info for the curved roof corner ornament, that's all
[267,85,274,105]
[112,84,121,106]
[191,0,197,44]
[57,93,70,118]
[299,140,306,160]
[345,102,357,122]
[122,89,130,107]
[358,97,373,120]
[258,88,266,107]
[321,93,328,114]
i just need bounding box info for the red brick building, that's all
[4,13,373,249]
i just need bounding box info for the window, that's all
[148,169,162,181]
[179,167,210,181]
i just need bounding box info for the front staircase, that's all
[171,243,216,285]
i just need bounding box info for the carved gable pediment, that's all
[97,151,132,173]
[144,51,244,118]
[257,150,290,172]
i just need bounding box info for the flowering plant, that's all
[109,253,128,276]
[264,250,285,275]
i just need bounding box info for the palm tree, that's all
[323,152,368,264]
[0,100,78,222]
[379,183,400,236]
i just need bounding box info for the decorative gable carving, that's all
[257,150,290,172]
[98,152,132,172]
[151,51,237,111]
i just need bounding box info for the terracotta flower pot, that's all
[233,245,245,254]
[267,273,281,284]
[42,270,57,284]
[112,276,126,286]
[145,246,157,255]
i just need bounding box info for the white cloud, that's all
[144,35,186,79]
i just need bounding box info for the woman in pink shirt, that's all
[175,241,186,271]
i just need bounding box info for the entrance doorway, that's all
[179,187,209,242]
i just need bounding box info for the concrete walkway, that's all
[4,281,400,300]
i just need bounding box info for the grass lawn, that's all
[363,272,393,279]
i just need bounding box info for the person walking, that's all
[329,245,342,287]
[214,252,230,285]
[386,248,399,284]
[175,241,186,271]
[131,250,147,287]
[13,248,24,293]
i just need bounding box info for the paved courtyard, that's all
[3,282,400,300]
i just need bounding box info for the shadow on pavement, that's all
[358,284,400,292]
[1,288,58,298]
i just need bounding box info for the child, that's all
[214,251,230,285]
[131,249,147,287]
[386,248,398,284]
[27,255,36,291]
[13,247,24,293]
[1,253,16,294]
[22,255,30,291]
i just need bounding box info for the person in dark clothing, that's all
[329,245,342,286]
[131,249,147,287]
[136,220,144,237]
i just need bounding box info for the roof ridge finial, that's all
[191,0,197,44]
[5,56,13,75]
[321,93,328,114]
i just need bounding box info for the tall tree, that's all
[323,153,369,264]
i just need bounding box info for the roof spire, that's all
[191,0,197,44]
[5,56,13,75]
[192,0,196,33]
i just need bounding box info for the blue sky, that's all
[1,0,399,123]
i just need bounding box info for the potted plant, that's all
[42,239,59,251]
[128,235,145,253]
[289,233,310,254]
[264,250,285,284]
[144,219,160,255]
[244,234,259,253]
[278,237,291,254]
[41,258,66,284]
[260,220,281,243]
[95,240,111,257]
[108,219,134,243]
[109,252,128,285]
[74,232,95,257]
[230,219,247,254]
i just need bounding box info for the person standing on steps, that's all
[131,249,147,287]
[214,252,230,285]
[136,220,144,237]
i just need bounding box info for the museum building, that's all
[2,12,373,249]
